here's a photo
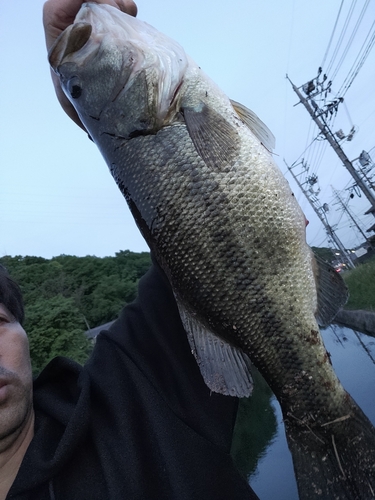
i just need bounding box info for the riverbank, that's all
[342,256,375,311]
[332,256,375,335]
[334,309,375,336]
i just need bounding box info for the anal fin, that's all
[176,299,253,398]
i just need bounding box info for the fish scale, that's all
[105,120,337,417]
[49,4,375,498]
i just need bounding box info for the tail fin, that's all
[284,395,375,499]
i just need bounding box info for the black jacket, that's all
[8,262,258,499]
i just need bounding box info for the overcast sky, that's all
[1,0,374,258]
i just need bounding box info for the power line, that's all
[330,0,371,81]
[337,20,375,97]
[288,75,375,210]
[325,0,357,76]
[321,0,345,69]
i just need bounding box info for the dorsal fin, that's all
[230,99,275,152]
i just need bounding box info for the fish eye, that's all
[68,77,82,99]
[71,85,82,99]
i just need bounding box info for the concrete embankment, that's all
[334,309,375,336]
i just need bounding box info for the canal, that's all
[231,324,375,499]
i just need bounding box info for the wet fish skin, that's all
[49,2,337,414]
[49,4,375,498]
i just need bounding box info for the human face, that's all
[0,304,33,451]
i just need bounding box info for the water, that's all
[231,325,375,500]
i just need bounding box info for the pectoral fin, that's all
[230,99,275,152]
[312,251,349,326]
[182,103,240,171]
[176,299,253,397]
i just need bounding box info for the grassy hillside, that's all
[343,256,375,311]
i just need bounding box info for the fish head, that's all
[48,3,188,140]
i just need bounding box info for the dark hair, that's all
[0,265,25,325]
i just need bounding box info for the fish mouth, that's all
[49,3,189,125]
[48,2,124,70]
[49,22,93,71]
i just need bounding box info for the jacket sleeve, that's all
[98,258,239,451]
[82,259,259,499]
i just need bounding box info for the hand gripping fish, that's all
[48,4,375,498]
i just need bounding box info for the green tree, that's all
[25,295,92,375]
[231,368,277,478]
[0,251,151,374]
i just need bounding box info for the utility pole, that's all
[284,160,356,269]
[286,75,375,218]
[356,150,375,191]
[331,187,372,247]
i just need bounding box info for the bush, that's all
[343,257,375,311]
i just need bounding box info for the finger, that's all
[43,0,137,50]
[43,0,85,50]
[88,0,137,16]
[115,0,138,16]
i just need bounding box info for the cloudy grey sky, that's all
[1,0,374,258]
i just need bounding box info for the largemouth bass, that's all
[49,4,375,498]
